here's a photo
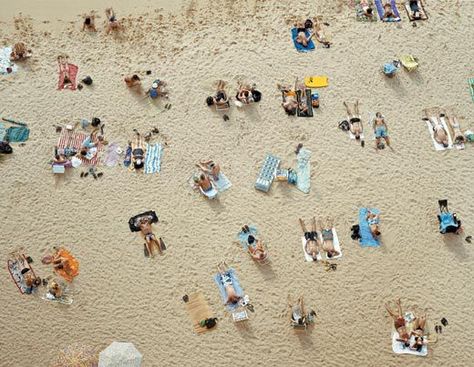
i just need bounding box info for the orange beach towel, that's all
[54,248,79,282]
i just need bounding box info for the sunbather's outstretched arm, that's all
[299,218,308,233]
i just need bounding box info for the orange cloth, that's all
[54,248,79,282]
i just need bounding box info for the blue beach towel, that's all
[5,126,29,142]
[123,146,132,167]
[375,0,401,22]
[213,172,232,192]
[237,225,258,251]
[214,268,244,311]
[291,28,315,52]
[144,143,163,174]
[359,208,381,247]
[295,148,311,194]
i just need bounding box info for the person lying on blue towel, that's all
[367,210,381,238]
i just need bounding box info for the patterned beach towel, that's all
[57,130,102,165]
[359,207,381,247]
[58,63,79,90]
[103,142,120,167]
[144,143,163,174]
[296,148,311,194]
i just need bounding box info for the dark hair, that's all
[91,117,101,127]
[206,96,214,106]
[84,17,91,25]
[285,107,296,116]
[80,148,87,156]
[248,235,255,245]
[56,264,64,270]
[304,19,313,29]
[55,154,60,160]
[134,161,144,169]
[132,74,140,81]
[367,8,373,14]
[200,173,205,180]
[252,90,262,102]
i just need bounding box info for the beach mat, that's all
[392,332,428,356]
[424,118,453,151]
[0,123,7,141]
[5,126,30,142]
[123,146,132,167]
[214,268,244,312]
[185,292,216,334]
[212,172,232,192]
[0,47,17,75]
[7,254,36,294]
[404,0,428,21]
[129,211,159,232]
[295,148,311,194]
[355,0,377,21]
[255,154,280,192]
[58,63,78,90]
[103,142,120,167]
[57,130,102,165]
[297,89,313,117]
[144,143,163,174]
[291,28,315,52]
[53,248,79,282]
[375,0,401,22]
[359,208,380,247]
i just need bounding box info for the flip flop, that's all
[465,236,472,243]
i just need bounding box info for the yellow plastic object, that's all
[304,76,329,88]
[54,248,79,282]
[400,55,419,72]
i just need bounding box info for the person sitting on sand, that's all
[48,280,63,298]
[318,218,340,259]
[423,109,449,147]
[124,74,141,88]
[196,160,220,181]
[105,8,123,34]
[235,82,262,105]
[82,13,97,32]
[78,131,101,160]
[385,298,410,344]
[299,217,321,261]
[194,173,214,193]
[53,148,72,167]
[294,21,314,47]
[217,261,241,305]
[131,131,146,170]
[372,112,391,149]
[139,217,162,257]
[289,295,316,327]
[343,101,364,141]
[10,42,32,61]
[206,80,229,108]
[147,79,168,99]
[366,210,381,238]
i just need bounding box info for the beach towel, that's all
[200,183,218,199]
[399,55,419,72]
[424,118,453,151]
[7,254,37,294]
[304,76,329,88]
[214,268,244,312]
[144,143,163,174]
[295,148,311,194]
[469,78,474,102]
[404,0,428,21]
[184,292,216,334]
[57,130,102,166]
[123,146,132,167]
[291,28,315,52]
[42,291,74,305]
[355,0,377,21]
[0,123,6,141]
[212,172,232,192]
[319,228,343,259]
[297,89,314,117]
[255,154,281,192]
[58,63,78,90]
[375,0,401,22]
[0,47,17,75]
[392,332,428,356]
[237,225,258,250]
[53,248,79,282]
[103,142,121,167]
[5,126,30,142]
[359,207,381,247]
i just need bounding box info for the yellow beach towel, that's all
[304,76,329,88]
[400,55,419,72]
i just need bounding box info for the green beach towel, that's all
[469,78,474,102]
[5,126,30,142]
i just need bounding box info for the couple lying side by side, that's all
[300,217,340,260]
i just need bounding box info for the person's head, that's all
[284,105,297,116]
[355,133,360,140]
[80,147,88,156]
[311,99,319,108]
[56,264,64,270]
[367,7,373,15]
[442,141,449,148]
[55,154,60,160]
[84,17,91,25]
[206,96,215,106]
[312,253,318,261]
[134,159,144,169]
[248,235,255,245]
[376,112,382,118]
[91,117,101,127]
[200,173,205,181]
[132,74,140,81]
[327,251,333,259]
[374,230,381,237]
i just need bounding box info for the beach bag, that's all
[252,90,262,102]
[200,318,217,329]
[0,141,13,154]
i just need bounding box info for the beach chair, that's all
[400,55,419,72]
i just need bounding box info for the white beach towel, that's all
[440,116,464,150]
[0,47,18,75]
[392,332,428,356]
[425,119,453,151]
[212,172,232,192]
[301,237,322,262]
[347,116,365,140]
[318,228,343,260]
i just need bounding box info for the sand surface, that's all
[1,0,474,366]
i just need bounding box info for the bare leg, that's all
[354,100,360,116]
[396,298,403,317]
[299,218,308,233]
[343,101,353,116]
[384,303,398,319]
[311,217,317,233]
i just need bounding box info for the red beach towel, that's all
[58,63,78,90]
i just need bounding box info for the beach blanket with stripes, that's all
[144,143,163,174]
[57,130,102,166]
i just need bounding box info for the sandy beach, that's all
[1,0,474,366]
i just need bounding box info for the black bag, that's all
[252,90,262,102]
[129,211,159,232]
[0,142,13,154]
[351,224,361,240]
[82,76,93,85]
[202,318,217,329]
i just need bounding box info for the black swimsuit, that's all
[133,148,144,159]
[304,231,318,241]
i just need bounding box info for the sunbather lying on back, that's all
[423,109,449,147]
[385,298,410,345]
[236,83,261,104]
[241,225,268,262]
[312,18,331,47]
[344,101,363,140]
[278,83,303,116]
[300,217,321,261]
[105,8,123,34]
[139,217,162,257]
[196,160,220,181]
[294,21,314,47]
[206,80,229,108]
[383,2,397,20]
[318,218,340,258]
[372,112,391,149]
[443,110,466,145]
[124,74,141,88]
[217,261,241,305]
[366,210,381,238]
[409,0,421,19]
[131,131,146,170]
[82,13,97,32]
[57,55,73,87]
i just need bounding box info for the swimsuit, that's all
[304,231,318,241]
[322,229,333,241]
[375,125,388,138]
[221,272,233,287]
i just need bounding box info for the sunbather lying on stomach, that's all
[344,101,363,140]
[423,109,449,147]
[383,2,397,20]
[139,217,162,257]
[206,80,229,108]
[318,218,340,258]
[360,0,374,18]
[372,112,391,149]
[196,160,220,181]
[366,210,381,238]
[300,217,321,261]
[217,262,241,305]
[131,131,146,170]
[385,298,410,345]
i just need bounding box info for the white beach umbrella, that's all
[98,342,142,367]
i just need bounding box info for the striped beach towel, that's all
[144,143,163,174]
[57,130,102,166]
[0,123,6,141]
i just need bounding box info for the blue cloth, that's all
[5,126,29,142]
[149,88,158,99]
[144,143,163,174]
[383,63,397,75]
[82,137,95,148]
[439,212,457,234]
[359,208,381,247]
[123,146,132,167]
[375,0,401,22]
[213,268,244,311]
[237,225,258,251]
[295,148,311,194]
[291,28,315,52]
